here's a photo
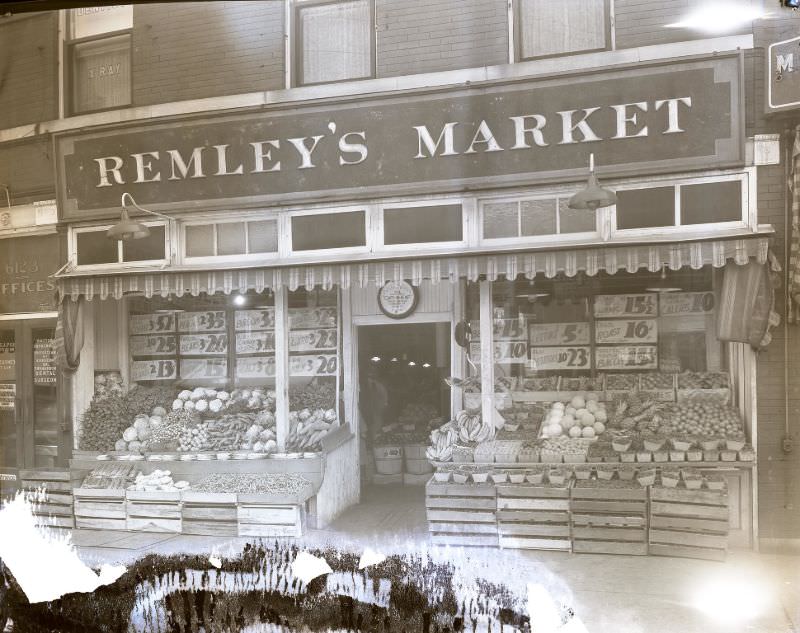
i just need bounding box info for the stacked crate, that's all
[570,480,648,555]
[425,480,497,546]
[125,490,182,533]
[648,485,729,561]
[73,488,127,530]
[237,495,304,537]
[19,470,75,529]
[181,492,239,536]
[496,483,571,551]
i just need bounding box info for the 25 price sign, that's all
[129,335,178,357]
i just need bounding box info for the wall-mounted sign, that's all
[180,358,228,380]
[129,334,178,356]
[529,346,591,371]
[56,55,743,221]
[0,235,62,314]
[0,332,14,381]
[528,322,590,346]
[131,359,177,381]
[470,341,527,364]
[767,35,800,113]
[33,338,57,385]
[469,318,527,341]
[71,5,132,39]
[235,353,337,378]
[179,333,228,356]
[0,384,15,410]
[378,280,418,319]
[177,311,227,333]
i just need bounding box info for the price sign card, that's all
[469,318,526,341]
[131,359,177,381]
[595,345,658,370]
[236,332,275,354]
[178,311,227,333]
[0,384,15,410]
[659,292,715,316]
[529,346,591,370]
[236,355,276,378]
[235,308,275,332]
[470,341,527,364]
[290,307,337,329]
[595,319,658,344]
[179,333,228,356]
[180,358,228,379]
[129,313,175,335]
[528,322,590,346]
[129,334,178,357]
[290,328,338,352]
[594,294,658,318]
[290,353,338,376]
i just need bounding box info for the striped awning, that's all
[55,235,771,302]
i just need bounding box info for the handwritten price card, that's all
[235,309,275,332]
[129,313,175,335]
[178,311,227,333]
[180,358,228,379]
[236,332,275,354]
[529,346,591,370]
[290,353,338,376]
[659,292,715,316]
[469,318,526,341]
[594,294,658,318]
[130,335,178,357]
[236,356,276,379]
[290,307,337,329]
[528,322,590,346]
[131,359,177,381]
[595,345,658,370]
[470,341,527,364]
[179,333,228,356]
[595,319,658,344]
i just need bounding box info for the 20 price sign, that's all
[179,334,229,355]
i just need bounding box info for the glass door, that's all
[30,326,58,468]
[0,327,19,497]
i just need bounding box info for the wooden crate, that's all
[181,491,238,536]
[426,481,497,547]
[73,488,126,530]
[20,470,75,529]
[496,483,571,551]
[648,486,729,561]
[238,504,303,537]
[570,481,648,555]
[125,490,182,533]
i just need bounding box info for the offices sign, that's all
[56,55,743,221]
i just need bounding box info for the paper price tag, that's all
[235,308,275,332]
[179,333,228,355]
[129,313,175,335]
[594,294,658,318]
[528,322,590,346]
[131,359,177,381]
[178,311,227,333]
[529,346,591,370]
[470,341,527,364]
[236,356,276,378]
[595,345,658,370]
[595,319,658,344]
[290,307,337,329]
[659,292,715,316]
[469,318,526,341]
[180,358,228,379]
[129,334,178,357]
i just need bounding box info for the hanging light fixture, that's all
[645,265,683,293]
[567,153,618,211]
[107,193,174,241]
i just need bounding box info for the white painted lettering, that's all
[413,122,459,158]
[287,135,324,169]
[611,102,648,139]
[777,53,794,74]
[509,115,548,149]
[655,97,692,134]
[558,108,601,144]
[94,156,125,188]
[463,120,503,154]
[338,132,368,165]
[167,147,205,180]
[213,144,244,175]
[250,141,281,173]
[131,151,161,183]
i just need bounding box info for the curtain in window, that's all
[300,0,371,84]
[519,0,605,59]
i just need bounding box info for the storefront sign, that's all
[180,358,228,379]
[594,294,658,318]
[33,338,57,385]
[0,384,15,410]
[528,322,590,346]
[56,56,743,220]
[658,292,715,316]
[0,235,62,314]
[595,319,658,344]
[129,313,176,335]
[179,333,228,355]
[595,345,658,370]
[131,359,177,381]
[378,281,418,319]
[177,311,227,333]
[470,341,527,364]
[529,346,591,371]
[129,334,178,356]
[236,353,337,378]
[767,35,800,112]
[71,5,132,39]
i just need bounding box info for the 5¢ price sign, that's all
[528,322,590,346]
[595,319,658,344]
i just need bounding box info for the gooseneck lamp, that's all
[107,193,174,241]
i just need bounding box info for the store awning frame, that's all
[55,235,771,302]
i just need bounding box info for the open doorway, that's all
[357,322,451,484]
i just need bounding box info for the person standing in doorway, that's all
[359,363,390,482]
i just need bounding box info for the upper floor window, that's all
[71,221,168,269]
[515,0,609,61]
[68,5,132,115]
[294,0,374,86]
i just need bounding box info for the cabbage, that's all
[195,399,209,412]
[133,418,150,433]
[178,390,192,401]
[324,409,337,423]
[114,439,127,451]
[204,388,217,398]
[253,441,265,453]
[151,406,167,417]
[149,415,162,427]
[137,427,152,441]
[128,440,143,452]
[191,388,206,401]
[216,391,230,402]
[183,401,196,411]
[172,399,184,411]
[122,427,138,442]
[299,408,311,421]
[209,399,223,413]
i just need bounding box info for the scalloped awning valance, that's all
[55,235,771,302]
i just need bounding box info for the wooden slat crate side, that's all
[425,509,496,523]
[127,503,182,520]
[650,487,728,506]
[19,470,71,482]
[496,510,569,523]
[499,536,570,551]
[238,523,302,538]
[428,522,498,535]
[497,498,570,512]
[39,492,73,505]
[75,517,127,530]
[649,515,728,534]
[571,500,647,514]
[426,483,496,498]
[126,517,183,533]
[31,502,74,517]
[426,497,497,511]
[430,533,498,547]
[73,488,126,499]
[650,501,729,521]
[571,526,647,542]
[649,529,728,549]
[181,491,238,504]
[74,500,126,519]
[35,516,75,529]
[648,543,726,562]
[498,524,571,538]
[237,505,300,525]
[182,520,239,537]
[571,514,646,528]
[24,481,73,492]
[496,485,571,499]
[126,490,182,503]
[182,505,238,521]
[573,540,648,555]
[571,487,647,501]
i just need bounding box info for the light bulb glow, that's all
[666,3,769,33]
[370,356,381,362]
[233,294,247,306]
[408,361,416,366]
[422,363,431,368]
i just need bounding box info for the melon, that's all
[594,410,608,423]
[568,426,582,438]
[552,402,565,410]
[570,396,586,409]
[565,406,577,417]
[586,392,599,402]
[581,413,596,427]
[593,422,606,434]
[581,427,596,439]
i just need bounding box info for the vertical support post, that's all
[450,279,464,416]
[275,286,289,452]
[479,280,494,426]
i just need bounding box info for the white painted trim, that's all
[352,311,451,326]
[0,312,58,321]
[0,35,754,144]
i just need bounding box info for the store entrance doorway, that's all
[357,322,451,483]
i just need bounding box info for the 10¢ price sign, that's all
[470,341,527,364]
[595,319,658,344]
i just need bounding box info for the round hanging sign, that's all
[378,280,419,319]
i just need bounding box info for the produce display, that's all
[80,462,137,489]
[539,437,590,462]
[539,395,607,439]
[425,410,496,462]
[559,376,604,392]
[604,374,638,391]
[285,408,339,451]
[607,393,661,432]
[150,409,199,450]
[193,473,313,495]
[640,373,675,390]
[128,469,190,492]
[289,381,336,411]
[519,376,559,391]
[659,402,743,439]
[94,371,125,399]
[678,371,729,389]
[398,402,438,429]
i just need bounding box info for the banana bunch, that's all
[426,422,458,462]
[456,410,494,444]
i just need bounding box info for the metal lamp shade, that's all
[107,207,151,240]
[567,172,618,210]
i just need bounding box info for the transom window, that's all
[72,222,167,268]
[482,196,597,240]
[184,220,279,259]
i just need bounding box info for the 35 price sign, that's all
[179,334,228,355]
[129,334,178,357]
[595,345,658,370]
[594,294,658,318]
[131,359,177,381]
[595,319,658,344]
[129,313,175,335]
[528,322,590,346]
[529,346,591,370]
[178,311,227,332]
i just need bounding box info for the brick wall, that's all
[375,0,508,78]
[0,13,58,130]
[132,1,284,107]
